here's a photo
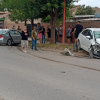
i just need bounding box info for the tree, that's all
[76,5,96,15]
[1,0,40,28]
[34,0,77,43]
[1,0,78,43]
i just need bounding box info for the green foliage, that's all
[41,1,74,25]
[76,5,96,15]
[0,0,78,43]
[1,0,40,23]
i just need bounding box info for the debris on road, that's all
[61,48,73,56]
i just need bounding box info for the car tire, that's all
[7,39,12,46]
[89,46,94,58]
[77,40,81,50]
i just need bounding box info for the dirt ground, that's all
[28,42,89,58]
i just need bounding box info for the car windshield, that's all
[0,29,8,34]
[94,31,100,38]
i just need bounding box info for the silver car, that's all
[0,29,22,46]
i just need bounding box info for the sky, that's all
[74,0,100,7]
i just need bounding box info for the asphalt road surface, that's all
[0,46,100,100]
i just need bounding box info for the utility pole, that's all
[62,0,66,45]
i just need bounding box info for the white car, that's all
[77,28,100,58]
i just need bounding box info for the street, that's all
[0,46,100,100]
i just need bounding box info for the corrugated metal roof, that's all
[79,18,100,21]
[74,15,94,18]
[94,14,100,18]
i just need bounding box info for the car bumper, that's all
[93,45,100,57]
[0,38,4,44]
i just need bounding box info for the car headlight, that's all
[95,42,100,48]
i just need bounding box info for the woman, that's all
[21,26,29,52]
[37,23,43,44]
[66,25,71,45]
[59,24,63,42]
[71,25,75,43]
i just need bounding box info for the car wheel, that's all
[89,46,94,58]
[77,40,81,50]
[7,39,12,46]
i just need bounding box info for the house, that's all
[0,11,41,29]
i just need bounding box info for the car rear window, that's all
[0,29,8,34]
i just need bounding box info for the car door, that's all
[9,30,17,43]
[14,30,22,43]
[81,30,89,50]
[83,30,93,51]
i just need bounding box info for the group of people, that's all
[59,21,83,45]
[9,21,83,53]
[21,23,52,52]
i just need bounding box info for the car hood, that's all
[96,39,100,44]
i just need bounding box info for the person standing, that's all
[21,26,29,53]
[66,25,71,45]
[71,25,75,43]
[31,27,38,51]
[12,25,15,29]
[17,25,21,32]
[37,23,43,44]
[46,25,51,43]
[59,24,63,42]
[55,27,58,44]
[73,21,83,43]
[73,21,83,51]
[42,26,45,44]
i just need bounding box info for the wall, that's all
[58,21,100,42]
[65,21,100,29]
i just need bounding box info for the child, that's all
[31,27,38,51]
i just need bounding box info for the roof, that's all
[94,14,100,18]
[79,18,100,21]
[0,29,9,31]
[74,15,94,18]
[0,12,10,19]
[86,28,100,31]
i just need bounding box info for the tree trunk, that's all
[31,19,34,31]
[51,25,55,43]
[25,20,27,26]
[50,10,58,43]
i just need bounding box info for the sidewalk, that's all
[28,37,89,58]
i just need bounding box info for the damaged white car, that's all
[77,28,100,58]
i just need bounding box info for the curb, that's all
[36,48,90,58]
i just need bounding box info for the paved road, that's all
[0,46,100,100]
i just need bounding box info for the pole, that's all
[62,0,66,45]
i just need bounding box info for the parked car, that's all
[0,29,22,46]
[77,28,100,58]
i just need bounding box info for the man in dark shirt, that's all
[46,25,51,42]
[73,21,83,43]
[55,27,58,44]
[42,26,45,44]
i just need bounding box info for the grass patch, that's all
[29,41,73,50]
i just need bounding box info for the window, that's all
[82,30,88,36]
[94,31,100,39]
[82,30,93,39]
[86,30,93,39]
[15,31,20,35]
[0,29,8,34]
[9,30,15,35]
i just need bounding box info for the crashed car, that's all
[0,29,22,46]
[77,28,100,58]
